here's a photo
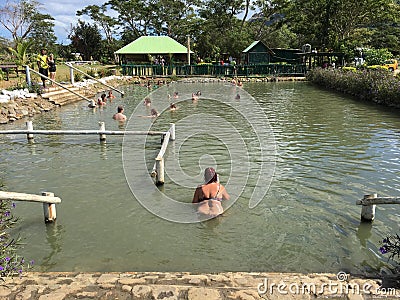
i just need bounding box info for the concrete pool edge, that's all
[1,271,398,299]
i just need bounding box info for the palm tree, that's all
[7,40,33,67]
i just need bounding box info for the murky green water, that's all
[0,80,399,275]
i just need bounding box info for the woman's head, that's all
[204,167,218,184]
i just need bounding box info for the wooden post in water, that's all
[99,122,106,142]
[42,192,57,223]
[169,123,175,141]
[155,157,165,185]
[0,191,61,223]
[26,121,34,141]
[361,194,377,222]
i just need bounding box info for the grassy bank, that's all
[0,63,120,90]
[306,67,400,108]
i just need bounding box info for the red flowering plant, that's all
[0,200,33,280]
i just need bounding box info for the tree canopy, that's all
[0,0,399,63]
[0,0,55,51]
[68,20,103,61]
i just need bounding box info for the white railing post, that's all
[155,157,165,185]
[69,64,74,85]
[26,121,34,141]
[25,65,31,87]
[169,123,175,141]
[42,192,57,223]
[99,122,106,142]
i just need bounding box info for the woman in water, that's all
[170,102,177,111]
[191,93,199,101]
[107,90,116,100]
[192,167,229,217]
[150,108,159,117]
[144,97,151,106]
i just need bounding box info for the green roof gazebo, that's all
[115,36,192,64]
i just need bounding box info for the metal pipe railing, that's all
[25,66,92,102]
[65,63,125,97]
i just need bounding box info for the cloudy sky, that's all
[1,0,108,44]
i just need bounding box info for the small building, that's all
[303,51,345,68]
[242,41,275,64]
[115,36,192,65]
[269,48,303,64]
[242,40,303,64]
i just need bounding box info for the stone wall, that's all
[0,271,398,300]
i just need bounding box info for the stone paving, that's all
[0,272,399,299]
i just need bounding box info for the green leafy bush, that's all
[74,72,83,82]
[363,48,393,66]
[307,67,400,107]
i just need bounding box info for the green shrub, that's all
[86,68,98,78]
[74,72,83,82]
[307,67,400,107]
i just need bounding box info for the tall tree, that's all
[248,0,294,46]
[76,4,120,62]
[107,0,154,42]
[29,12,56,52]
[76,4,118,44]
[196,0,254,60]
[68,20,103,61]
[0,0,55,49]
[369,24,400,55]
[283,0,399,51]
[151,0,200,37]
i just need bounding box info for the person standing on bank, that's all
[47,53,56,86]
[37,49,49,88]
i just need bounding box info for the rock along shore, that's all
[0,271,398,300]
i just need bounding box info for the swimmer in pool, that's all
[192,167,230,217]
[170,102,177,111]
[112,105,127,121]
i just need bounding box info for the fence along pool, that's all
[121,64,307,77]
